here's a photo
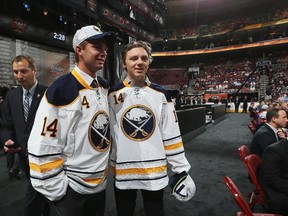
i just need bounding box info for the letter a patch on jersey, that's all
[121,105,155,141]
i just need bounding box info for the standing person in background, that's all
[234,95,241,113]
[28,25,115,216]
[108,41,196,216]
[242,95,248,113]
[0,55,48,216]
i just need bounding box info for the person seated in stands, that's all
[213,97,219,104]
[255,111,267,131]
[258,138,288,215]
[253,103,269,121]
[260,104,269,113]
[248,102,257,119]
[272,102,281,109]
[250,108,288,158]
[280,101,288,112]
[277,93,287,102]
[221,97,228,106]
[202,97,206,104]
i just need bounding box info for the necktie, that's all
[91,80,98,88]
[23,91,31,122]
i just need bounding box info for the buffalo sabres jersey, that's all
[28,67,111,201]
[108,77,191,191]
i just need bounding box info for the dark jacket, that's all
[258,139,288,214]
[250,123,278,158]
[0,83,47,176]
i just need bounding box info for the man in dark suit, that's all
[258,138,288,215]
[250,108,288,158]
[242,95,248,113]
[0,55,48,216]
[234,95,241,113]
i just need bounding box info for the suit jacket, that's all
[0,83,47,175]
[250,123,278,158]
[258,139,288,214]
[234,97,241,105]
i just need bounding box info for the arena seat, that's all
[148,68,189,87]
[244,154,269,210]
[224,176,282,216]
[238,145,250,162]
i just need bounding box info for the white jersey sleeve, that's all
[28,70,111,201]
[28,92,81,201]
[161,100,191,174]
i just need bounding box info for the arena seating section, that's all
[149,53,288,99]
[165,7,288,48]
[148,68,189,90]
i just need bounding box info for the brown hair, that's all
[12,55,36,70]
[266,108,282,122]
[121,41,153,64]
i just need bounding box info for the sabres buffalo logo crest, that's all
[121,105,155,141]
[88,111,110,152]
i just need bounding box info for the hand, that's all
[3,140,21,154]
[277,130,286,140]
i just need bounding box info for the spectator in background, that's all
[221,97,229,112]
[0,55,48,216]
[266,85,272,100]
[234,95,241,113]
[213,97,219,104]
[260,104,269,113]
[248,102,257,119]
[242,95,248,113]
[255,111,267,130]
[278,93,287,102]
[250,108,288,158]
[221,97,228,106]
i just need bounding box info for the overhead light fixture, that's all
[63,20,67,25]
[23,2,30,11]
[43,10,48,16]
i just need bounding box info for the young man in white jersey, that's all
[108,41,195,216]
[28,25,115,216]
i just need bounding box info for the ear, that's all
[75,46,82,56]
[122,62,126,70]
